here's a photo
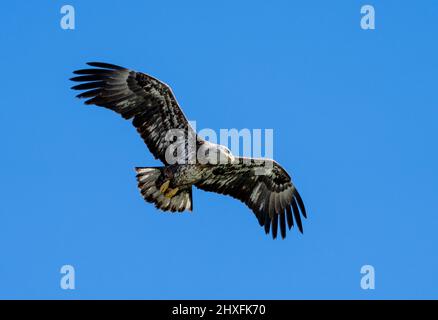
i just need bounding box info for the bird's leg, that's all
[164,187,179,198]
[160,166,179,198]
[159,180,179,198]
[160,180,170,193]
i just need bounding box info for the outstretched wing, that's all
[71,62,199,164]
[195,157,306,239]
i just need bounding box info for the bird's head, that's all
[217,145,235,164]
[198,142,235,165]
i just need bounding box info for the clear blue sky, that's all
[1,0,437,299]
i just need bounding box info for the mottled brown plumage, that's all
[71,62,307,239]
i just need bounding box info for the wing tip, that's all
[294,188,307,219]
[86,61,126,70]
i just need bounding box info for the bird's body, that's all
[71,62,307,239]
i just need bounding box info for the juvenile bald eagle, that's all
[71,62,306,239]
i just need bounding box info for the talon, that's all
[160,180,170,193]
[165,187,179,198]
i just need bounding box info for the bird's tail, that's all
[135,167,192,212]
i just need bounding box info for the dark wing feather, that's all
[195,157,306,239]
[71,62,199,164]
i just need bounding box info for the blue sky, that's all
[1,0,437,299]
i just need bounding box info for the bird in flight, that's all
[71,62,307,239]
